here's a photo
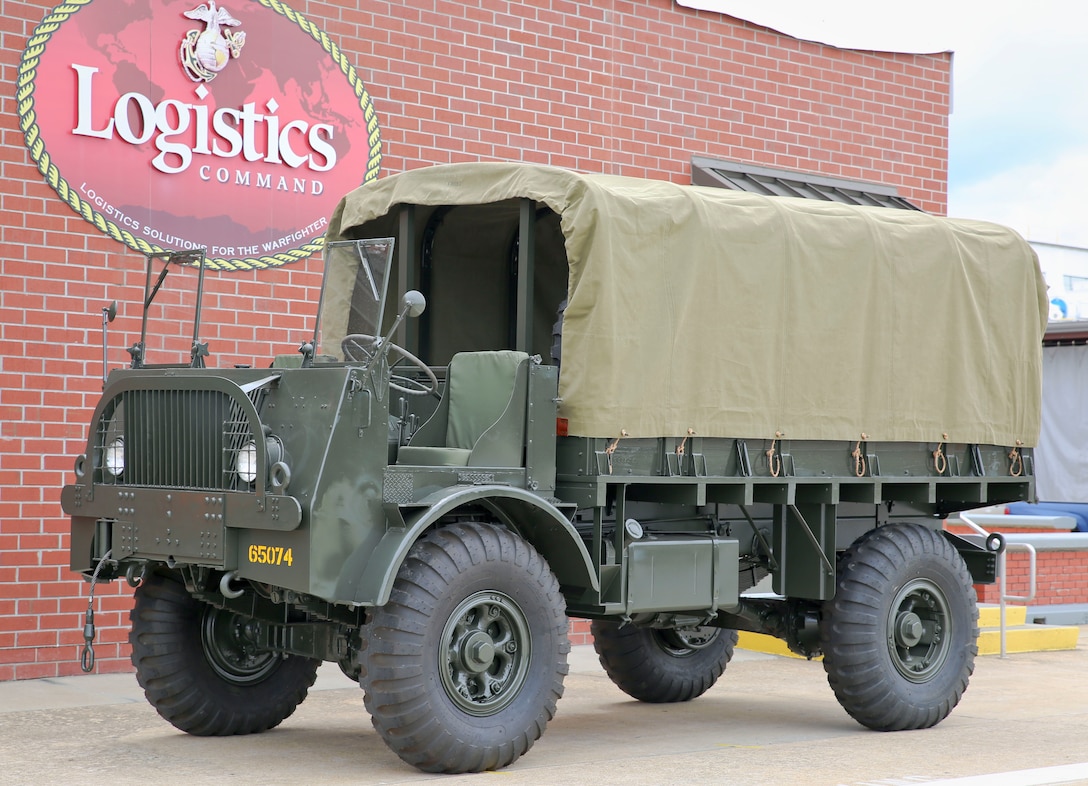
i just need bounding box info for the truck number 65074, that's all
[247,544,293,567]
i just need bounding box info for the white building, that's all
[1034,241,1088,323]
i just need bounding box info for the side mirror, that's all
[403,290,426,318]
[378,290,427,352]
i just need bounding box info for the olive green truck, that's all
[61,163,1047,773]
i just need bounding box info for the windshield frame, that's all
[311,237,396,364]
[130,248,208,369]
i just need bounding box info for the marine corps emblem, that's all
[179,1,246,82]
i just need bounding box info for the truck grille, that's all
[96,387,262,491]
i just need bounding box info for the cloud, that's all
[948,150,1088,247]
[949,6,1088,183]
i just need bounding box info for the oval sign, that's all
[18,0,382,270]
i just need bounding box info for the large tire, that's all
[591,620,738,703]
[360,522,569,773]
[820,522,978,731]
[130,571,320,736]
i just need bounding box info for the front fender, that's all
[337,485,599,606]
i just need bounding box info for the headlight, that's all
[104,437,125,476]
[236,441,258,484]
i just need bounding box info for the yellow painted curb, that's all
[736,610,1079,658]
[978,624,1080,655]
[978,604,1027,628]
[736,631,820,660]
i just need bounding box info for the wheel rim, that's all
[653,625,721,657]
[439,590,531,716]
[886,578,952,683]
[200,606,279,685]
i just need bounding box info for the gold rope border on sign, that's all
[17,0,383,271]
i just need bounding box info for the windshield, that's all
[132,249,208,368]
[313,238,395,362]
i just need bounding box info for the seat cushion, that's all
[395,446,473,467]
[446,350,528,449]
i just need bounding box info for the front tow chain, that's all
[80,550,115,672]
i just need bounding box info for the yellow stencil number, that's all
[247,544,294,567]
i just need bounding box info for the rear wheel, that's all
[820,523,978,731]
[360,522,569,773]
[591,620,738,703]
[129,571,319,735]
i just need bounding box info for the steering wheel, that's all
[341,334,438,397]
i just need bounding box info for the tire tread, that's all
[130,572,318,736]
[820,523,978,731]
[591,621,738,703]
[361,522,569,773]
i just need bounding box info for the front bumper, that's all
[63,483,302,570]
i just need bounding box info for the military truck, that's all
[62,163,1047,773]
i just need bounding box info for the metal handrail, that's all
[957,513,1038,658]
[998,542,1037,658]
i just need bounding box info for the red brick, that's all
[2,581,43,600]
[15,629,58,647]
[14,662,59,680]
[0,614,37,633]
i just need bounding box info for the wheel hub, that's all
[200,606,279,685]
[886,578,952,683]
[461,631,496,672]
[439,591,531,716]
[655,625,720,656]
[895,611,924,647]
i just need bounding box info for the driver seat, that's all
[396,350,531,467]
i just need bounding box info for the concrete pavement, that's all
[1,633,1086,785]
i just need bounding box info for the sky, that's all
[680,0,1088,249]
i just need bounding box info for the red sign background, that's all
[22,0,382,269]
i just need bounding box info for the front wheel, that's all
[820,523,978,731]
[591,620,738,703]
[360,522,569,773]
[129,571,319,735]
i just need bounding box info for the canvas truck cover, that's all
[326,162,1048,447]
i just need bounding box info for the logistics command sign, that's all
[18,0,383,270]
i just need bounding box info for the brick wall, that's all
[945,524,1088,607]
[0,0,952,679]
[975,550,1088,606]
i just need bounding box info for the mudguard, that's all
[336,484,599,606]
